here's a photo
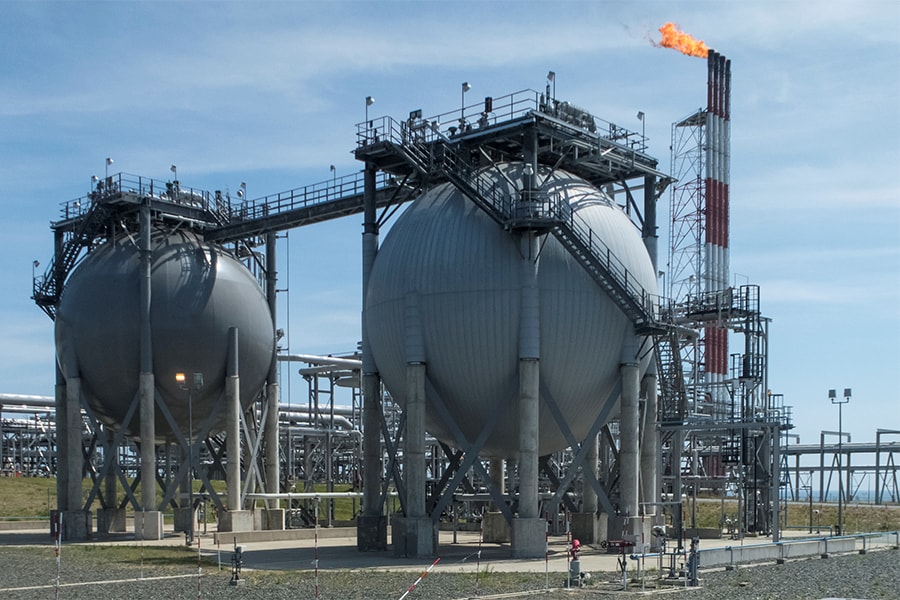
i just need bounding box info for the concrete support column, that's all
[572,432,601,544]
[404,293,426,519]
[263,379,284,529]
[358,161,387,550]
[97,428,125,534]
[619,361,641,521]
[221,327,252,532]
[136,199,162,540]
[64,377,83,511]
[104,429,117,508]
[405,363,426,518]
[640,373,659,511]
[517,360,540,519]
[583,433,599,514]
[490,458,505,503]
[393,360,435,558]
[512,231,544,558]
[55,369,68,512]
[226,327,241,512]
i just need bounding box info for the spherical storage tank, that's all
[55,230,275,442]
[366,163,656,458]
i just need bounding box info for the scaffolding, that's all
[661,51,791,540]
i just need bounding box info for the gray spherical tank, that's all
[55,230,274,442]
[365,163,656,458]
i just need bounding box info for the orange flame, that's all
[655,22,709,58]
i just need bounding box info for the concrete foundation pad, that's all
[253,507,285,531]
[483,512,510,543]
[174,507,195,534]
[97,508,126,533]
[511,518,546,558]
[571,513,599,545]
[219,510,253,533]
[357,515,387,551]
[392,516,437,558]
[264,508,285,530]
[134,511,164,540]
[52,510,92,541]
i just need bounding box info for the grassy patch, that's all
[0,476,56,518]
[683,497,900,533]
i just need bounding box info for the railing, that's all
[229,170,398,224]
[553,201,659,326]
[688,531,900,569]
[58,172,221,221]
[353,88,662,330]
[356,88,648,153]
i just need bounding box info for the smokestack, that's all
[704,49,732,409]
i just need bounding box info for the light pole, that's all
[636,111,646,147]
[829,388,851,535]
[177,371,204,544]
[365,95,375,139]
[461,82,471,128]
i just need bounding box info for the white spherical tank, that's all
[55,230,275,442]
[365,163,656,457]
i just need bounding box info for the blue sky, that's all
[1,1,898,451]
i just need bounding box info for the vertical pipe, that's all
[619,358,640,520]
[226,327,241,512]
[640,373,659,510]
[138,199,157,514]
[819,433,825,503]
[704,50,719,414]
[264,233,280,509]
[518,232,540,520]
[490,458,506,508]
[642,174,658,278]
[771,425,781,542]
[875,433,882,505]
[53,229,68,510]
[361,162,382,519]
[722,58,732,291]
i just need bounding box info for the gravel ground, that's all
[0,545,897,599]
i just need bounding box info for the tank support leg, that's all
[358,161,388,551]
[137,199,162,540]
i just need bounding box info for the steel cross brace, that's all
[379,407,408,515]
[240,401,267,505]
[538,455,578,513]
[156,392,225,512]
[541,380,622,517]
[428,442,477,514]
[426,376,514,524]
[81,396,140,511]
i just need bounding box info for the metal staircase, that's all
[394,132,663,334]
[655,325,689,425]
[33,201,109,320]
